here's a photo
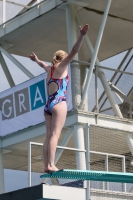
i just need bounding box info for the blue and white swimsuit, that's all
[44,67,69,115]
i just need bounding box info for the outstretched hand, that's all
[79,24,89,36]
[29,52,38,62]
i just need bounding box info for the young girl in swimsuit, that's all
[29,24,89,173]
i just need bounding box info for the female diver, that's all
[29,24,89,173]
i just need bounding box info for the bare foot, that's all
[44,168,49,173]
[47,165,59,173]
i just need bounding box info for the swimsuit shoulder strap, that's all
[50,66,55,78]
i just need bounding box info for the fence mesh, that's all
[30,124,133,199]
[31,144,85,186]
[89,125,133,194]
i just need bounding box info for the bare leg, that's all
[43,113,52,172]
[47,101,67,172]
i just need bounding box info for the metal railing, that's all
[28,141,127,192]
[71,53,133,120]
[90,151,126,192]
[28,141,86,187]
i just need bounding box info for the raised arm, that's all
[58,24,89,68]
[29,52,50,72]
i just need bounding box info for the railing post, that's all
[3,0,6,24]
[0,139,5,194]
[28,142,31,187]
[105,154,109,190]
[122,157,126,192]
[37,0,40,9]
[95,66,99,124]
[86,124,90,200]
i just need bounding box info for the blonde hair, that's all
[52,50,68,65]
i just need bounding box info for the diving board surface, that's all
[40,169,133,183]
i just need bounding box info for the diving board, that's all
[40,170,133,183]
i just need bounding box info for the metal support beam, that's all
[74,124,86,170]
[74,6,123,118]
[94,49,132,112]
[115,92,123,103]
[0,46,34,78]
[76,0,111,109]
[81,67,88,111]
[65,5,77,55]
[0,140,5,194]
[109,82,133,107]
[18,0,38,14]
[2,0,6,23]
[37,0,40,9]
[129,105,132,119]
[74,5,133,158]
[79,0,112,109]
[65,4,82,109]
[0,52,15,87]
[65,4,88,111]
[125,134,133,157]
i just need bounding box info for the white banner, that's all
[0,72,72,136]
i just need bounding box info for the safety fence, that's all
[28,124,133,199]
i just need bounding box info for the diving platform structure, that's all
[0,0,133,200]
